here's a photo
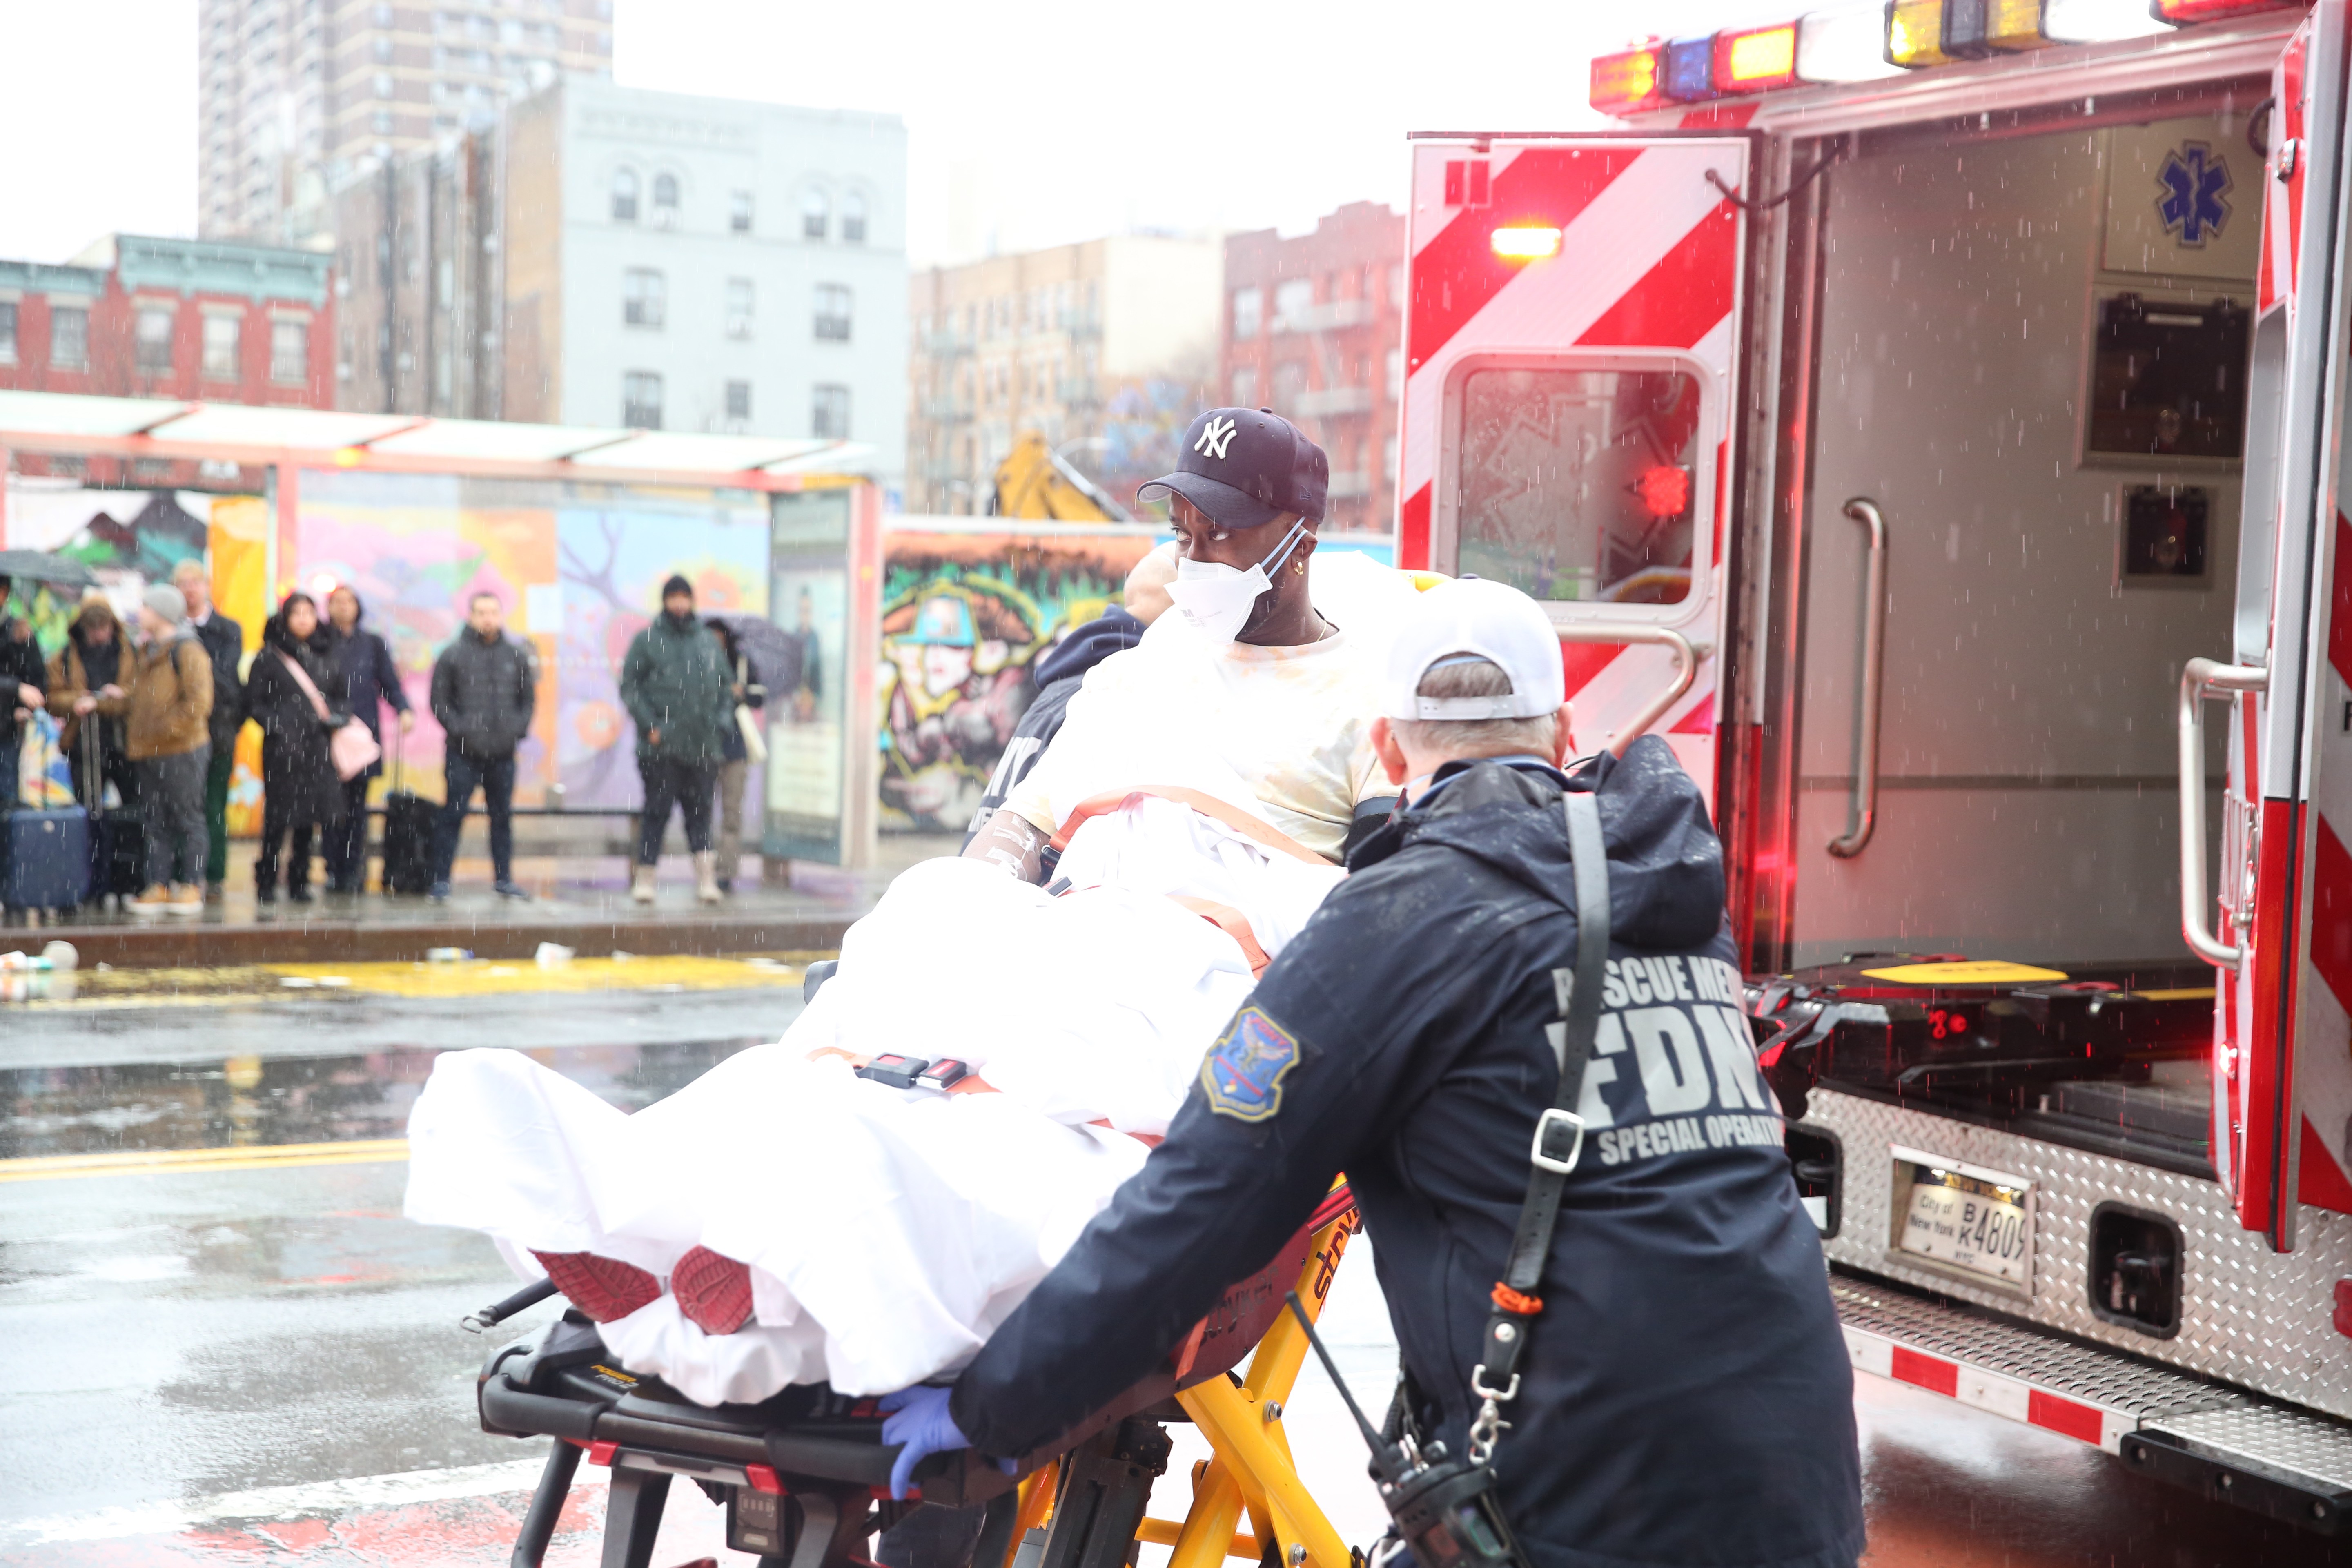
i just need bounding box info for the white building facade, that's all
[503,77,906,486]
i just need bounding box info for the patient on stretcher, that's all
[404,547,1418,1408]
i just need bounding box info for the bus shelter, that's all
[0,391,882,870]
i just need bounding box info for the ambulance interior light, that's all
[1715,22,1800,91]
[1796,3,1910,80]
[1589,44,1664,114]
[1491,227,1564,260]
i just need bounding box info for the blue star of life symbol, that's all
[2156,142,2232,248]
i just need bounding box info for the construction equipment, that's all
[989,433,1130,521]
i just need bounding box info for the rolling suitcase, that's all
[380,725,436,895]
[84,722,147,903]
[4,725,92,913]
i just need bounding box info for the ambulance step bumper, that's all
[1832,1273,2352,1534]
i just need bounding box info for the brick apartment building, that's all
[1219,202,1406,535]
[0,234,334,481]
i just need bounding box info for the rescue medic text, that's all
[1558,954,1781,1169]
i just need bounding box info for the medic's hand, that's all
[880,1385,970,1499]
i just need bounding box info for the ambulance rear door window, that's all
[1454,365,1700,604]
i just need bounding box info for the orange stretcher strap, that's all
[1050,785,1331,865]
[1169,896,1272,977]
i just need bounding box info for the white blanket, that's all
[404,796,1344,1404]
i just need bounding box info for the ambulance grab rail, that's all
[1553,624,1703,757]
[2178,657,2268,968]
[1828,499,1887,858]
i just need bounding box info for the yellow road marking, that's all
[0,1138,410,1183]
[262,954,807,998]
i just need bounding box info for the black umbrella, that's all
[0,550,99,588]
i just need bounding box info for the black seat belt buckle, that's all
[859,1054,929,1089]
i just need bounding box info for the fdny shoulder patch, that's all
[1201,1006,1301,1122]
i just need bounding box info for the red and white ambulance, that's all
[1398,0,2352,1528]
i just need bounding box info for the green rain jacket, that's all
[619,612,734,766]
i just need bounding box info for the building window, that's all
[202,314,240,378]
[842,191,866,245]
[811,383,850,439]
[725,379,751,421]
[729,189,752,234]
[1229,366,1256,406]
[624,268,665,328]
[1274,279,1312,332]
[271,318,308,383]
[623,370,663,428]
[801,188,828,241]
[651,172,679,221]
[135,306,175,374]
[1386,347,1403,400]
[725,277,753,339]
[813,283,851,342]
[1232,287,1262,340]
[611,167,639,222]
[0,301,16,364]
[51,305,89,370]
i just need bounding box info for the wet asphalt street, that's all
[2,964,2347,1566]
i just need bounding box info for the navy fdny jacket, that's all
[953,739,1864,1568]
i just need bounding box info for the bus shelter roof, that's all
[0,392,875,488]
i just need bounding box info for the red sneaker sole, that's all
[671,1245,754,1336]
[530,1250,662,1323]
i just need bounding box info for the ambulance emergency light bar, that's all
[1589,0,2303,113]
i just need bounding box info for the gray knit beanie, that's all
[142,584,189,626]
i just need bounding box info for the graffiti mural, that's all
[877,524,1157,831]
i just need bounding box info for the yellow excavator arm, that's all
[989,432,1130,521]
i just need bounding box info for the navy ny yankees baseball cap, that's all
[1138,408,1328,529]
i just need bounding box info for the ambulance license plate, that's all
[1896,1163,2030,1286]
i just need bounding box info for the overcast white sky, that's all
[0,0,1775,267]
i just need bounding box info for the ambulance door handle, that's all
[1827,499,1887,859]
[2179,658,2267,968]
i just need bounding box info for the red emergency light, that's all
[1590,45,1664,114]
[1715,22,1800,91]
[2153,0,2302,17]
[1635,465,1692,518]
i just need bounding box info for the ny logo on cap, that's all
[1194,416,1238,461]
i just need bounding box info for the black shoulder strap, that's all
[1472,788,1610,1405]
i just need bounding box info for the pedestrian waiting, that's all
[245,592,345,905]
[427,590,536,902]
[116,586,215,915]
[45,595,138,812]
[173,560,245,902]
[0,573,45,808]
[620,574,733,904]
[318,584,413,894]
[706,616,766,894]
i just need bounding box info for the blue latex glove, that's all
[879,1385,974,1500]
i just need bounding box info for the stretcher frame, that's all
[474,1199,1364,1568]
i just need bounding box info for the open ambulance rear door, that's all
[2186,0,2352,1249]
[1396,134,1752,804]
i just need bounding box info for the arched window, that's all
[801,187,828,241]
[841,190,867,245]
[652,172,679,212]
[611,167,638,223]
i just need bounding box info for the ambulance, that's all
[1397,0,2352,1528]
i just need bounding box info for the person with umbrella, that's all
[0,572,42,807]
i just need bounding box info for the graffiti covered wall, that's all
[876,521,1158,831]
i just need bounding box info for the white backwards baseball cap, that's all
[1381,576,1566,721]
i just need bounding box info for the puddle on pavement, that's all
[0,1038,766,1160]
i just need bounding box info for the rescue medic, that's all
[892,577,1867,1568]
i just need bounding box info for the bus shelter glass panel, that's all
[1455,365,1702,604]
[766,488,853,864]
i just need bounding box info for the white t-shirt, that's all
[1001,623,1390,861]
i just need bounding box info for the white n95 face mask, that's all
[1165,519,1311,645]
